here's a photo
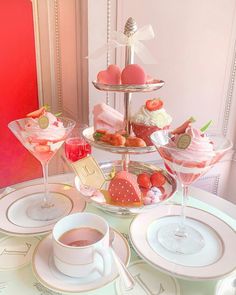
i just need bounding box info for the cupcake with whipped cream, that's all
[131,98,172,146]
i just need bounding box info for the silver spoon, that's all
[109,229,135,290]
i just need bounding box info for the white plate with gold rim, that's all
[0,183,86,236]
[129,205,236,280]
[32,229,130,293]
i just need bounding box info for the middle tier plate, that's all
[83,127,156,154]
[75,160,177,215]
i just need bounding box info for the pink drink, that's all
[65,137,91,162]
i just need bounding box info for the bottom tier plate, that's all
[75,160,177,215]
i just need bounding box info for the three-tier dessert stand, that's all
[81,17,176,215]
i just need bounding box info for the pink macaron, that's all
[121,64,146,85]
[97,64,121,85]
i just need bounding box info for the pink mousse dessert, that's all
[132,98,172,146]
[24,107,66,162]
[156,119,221,185]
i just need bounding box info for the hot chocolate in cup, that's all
[52,212,111,278]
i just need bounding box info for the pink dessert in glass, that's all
[24,110,67,163]
[150,118,232,255]
[8,107,75,221]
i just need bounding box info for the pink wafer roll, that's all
[93,103,124,132]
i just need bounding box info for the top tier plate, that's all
[92,80,165,93]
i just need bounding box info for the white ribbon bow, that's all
[88,24,157,64]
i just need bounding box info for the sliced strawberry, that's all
[172,117,195,135]
[150,171,166,187]
[34,145,50,153]
[28,137,48,145]
[26,107,46,118]
[137,173,151,189]
[96,129,107,134]
[53,121,59,127]
[145,98,163,111]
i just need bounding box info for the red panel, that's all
[0,0,41,188]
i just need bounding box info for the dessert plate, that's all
[83,126,156,154]
[129,205,236,280]
[0,183,86,236]
[32,229,130,293]
[92,80,165,93]
[75,160,177,215]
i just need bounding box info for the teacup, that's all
[52,212,111,277]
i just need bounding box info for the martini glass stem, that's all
[41,161,52,208]
[176,184,188,237]
[180,184,188,227]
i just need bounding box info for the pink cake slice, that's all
[108,171,141,205]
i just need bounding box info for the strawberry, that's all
[145,98,163,111]
[172,117,195,135]
[26,107,46,118]
[34,145,50,153]
[150,171,166,187]
[137,173,151,189]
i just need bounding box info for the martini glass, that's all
[8,117,76,221]
[150,130,232,255]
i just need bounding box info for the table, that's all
[0,172,236,295]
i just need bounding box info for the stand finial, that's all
[124,17,137,37]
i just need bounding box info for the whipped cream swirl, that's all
[169,127,215,161]
[132,106,172,128]
[25,112,65,141]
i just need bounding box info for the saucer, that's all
[115,260,180,295]
[0,236,40,271]
[129,205,236,280]
[0,183,86,236]
[32,229,130,293]
[215,272,236,295]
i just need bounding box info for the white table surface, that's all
[0,172,236,295]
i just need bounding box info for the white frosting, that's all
[25,112,65,141]
[132,106,172,128]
